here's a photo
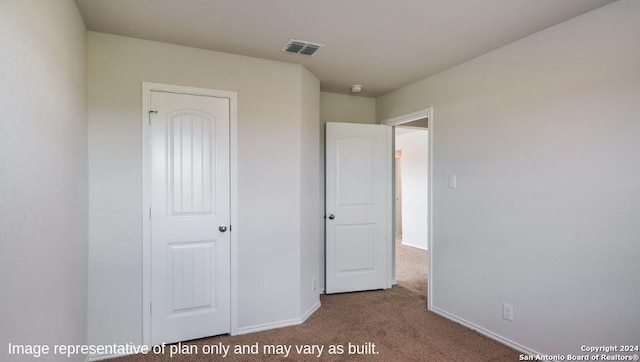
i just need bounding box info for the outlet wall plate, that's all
[502,303,514,322]
[448,175,457,189]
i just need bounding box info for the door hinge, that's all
[149,301,152,315]
[148,110,157,125]
[149,207,152,219]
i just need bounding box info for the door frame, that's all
[382,107,433,311]
[141,82,238,345]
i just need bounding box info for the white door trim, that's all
[141,82,238,346]
[382,107,433,311]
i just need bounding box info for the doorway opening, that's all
[394,124,428,293]
[383,108,433,308]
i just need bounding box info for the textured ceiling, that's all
[75,0,615,97]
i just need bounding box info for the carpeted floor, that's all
[112,238,519,361]
[395,236,428,295]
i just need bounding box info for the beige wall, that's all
[377,0,640,355]
[87,32,320,349]
[0,1,88,360]
[395,130,428,250]
[320,92,376,124]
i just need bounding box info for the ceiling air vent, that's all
[282,39,325,56]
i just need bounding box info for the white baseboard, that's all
[235,301,321,335]
[87,351,133,361]
[87,302,322,361]
[401,241,428,251]
[301,301,322,321]
[430,306,540,357]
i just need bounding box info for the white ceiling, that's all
[74,0,615,97]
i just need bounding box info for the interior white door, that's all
[325,122,392,294]
[150,91,230,345]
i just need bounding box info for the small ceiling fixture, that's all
[281,39,325,56]
[351,84,362,93]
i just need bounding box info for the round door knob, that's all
[328,214,335,220]
[219,225,228,232]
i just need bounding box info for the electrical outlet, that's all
[502,303,514,322]
[448,175,457,189]
[312,277,317,292]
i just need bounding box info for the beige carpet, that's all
[112,238,519,361]
[395,236,428,295]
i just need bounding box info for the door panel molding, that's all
[142,82,238,346]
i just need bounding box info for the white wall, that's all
[378,0,640,355]
[87,32,320,347]
[395,130,428,250]
[0,1,88,361]
[318,92,376,291]
[300,69,322,314]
